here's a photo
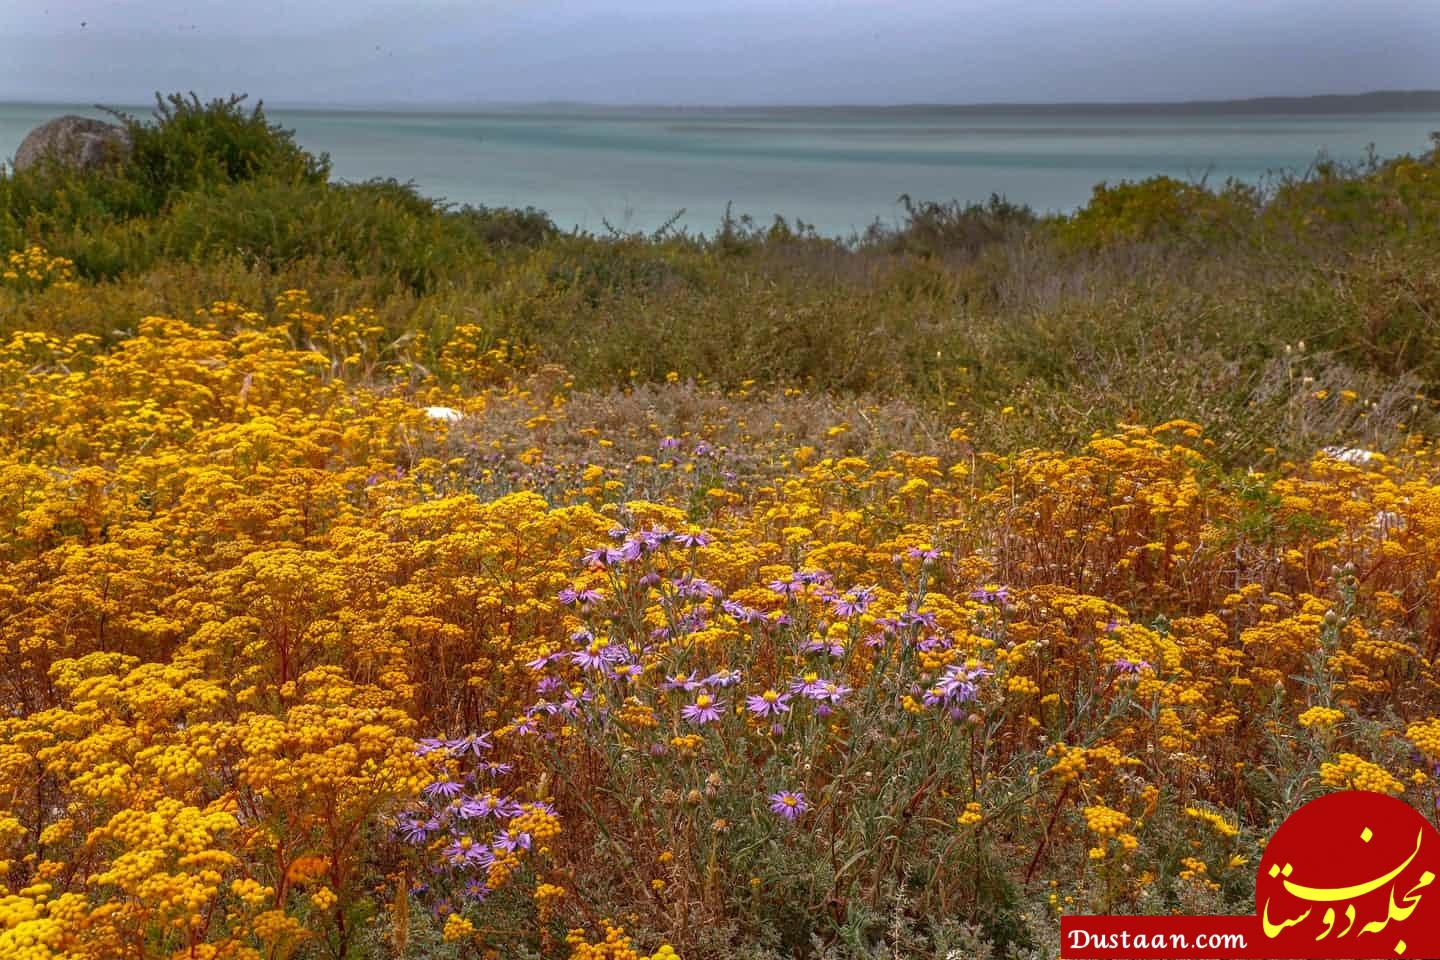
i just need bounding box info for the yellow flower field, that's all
[1,263,1438,959]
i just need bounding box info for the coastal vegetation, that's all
[1,93,1439,959]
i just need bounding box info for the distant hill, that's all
[892,90,1440,117]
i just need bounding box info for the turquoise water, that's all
[3,102,1438,238]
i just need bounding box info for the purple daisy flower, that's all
[458,794,504,819]
[722,600,766,624]
[396,815,439,843]
[676,529,713,548]
[923,664,991,707]
[610,662,645,682]
[788,674,820,695]
[832,587,876,618]
[767,578,806,597]
[582,545,625,568]
[681,693,724,725]
[661,672,703,693]
[801,679,853,705]
[444,733,492,756]
[443,837,494,867]
[673,576,722,599]
[571,643,623,670]
[898,610,939,630]
[493,829,533,853]
[969,584,1009,605]
[745,689,791,717]
[526,651,563,672]
[802,637,845,657]
[558,587,604,607]
[422,779,464,800]
[768,790,809,821]
[704,668,743,689]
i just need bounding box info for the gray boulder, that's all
[13,115,131,173]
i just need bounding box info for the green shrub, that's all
[1055,175,1258,250]
[865,192,1037,257]
[111,92,329,209]
[447,204,559,249]
[146,177,496,292]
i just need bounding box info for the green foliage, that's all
[446,203,559,249]
[146,177,489,292]
[3,92,1440,468]
[112,92,330,207]
[1259,138,1440,247]
[865,192,1037,258]
[1054,175,1259,250]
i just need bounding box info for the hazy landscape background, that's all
[6,100,1439,236]
[6,0,1439,234]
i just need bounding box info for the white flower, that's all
[425,406,463,422]
[1321,445,1374,465]
[1371,510,1405,536]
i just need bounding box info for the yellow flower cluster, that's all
[1298,706,1345,729]
[567,923,681,960]
[0,892,88,960]
[1,245,77,290]
[1409,718,1440,762]
[535,882,565,921]
[1319,753,1405,795]
[1083,805,1132,839]
[512,804,563,843]
[442,911,475,942]
[1178,856,1220,891]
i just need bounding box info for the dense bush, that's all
[864,192,1037,257]
[114,92,331,206]
[1053,175,1260,250]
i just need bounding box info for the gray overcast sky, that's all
[2,0,1437,107]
